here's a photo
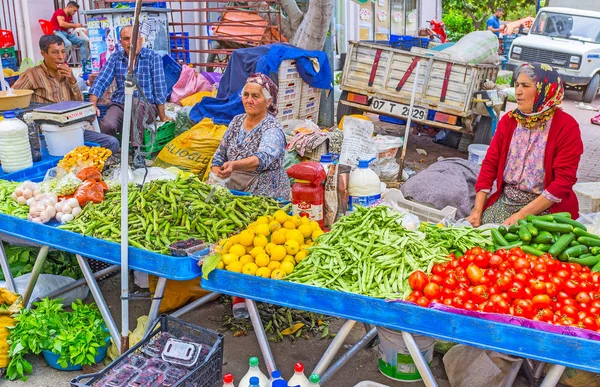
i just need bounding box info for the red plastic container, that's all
[287,162,326,229]
[0,30,15,48]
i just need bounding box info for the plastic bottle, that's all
[308,374,320,387]
[239,357,269,387]
[232,296,249,319]
[319,154,333,176]
[348,158,382,212]
[249,376,260,387]
[223,373,236,387]
[273,380,288,387]
[287,363,310,387]
[287,162,327,229]
[270,370,284,385]
[0,110,32,173]
[23,113,42,162]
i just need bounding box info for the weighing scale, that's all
[32,101,100,130]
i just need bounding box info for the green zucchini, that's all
[504,232,520,242]
[548,233,575,257]
[508,224,520,234]
[578,237,600,248]
[568,254,599,267]
[559,245,589,261]
[526,214,553,222]
[519,224,532,243]
[592,261,600,273]
[592,247,600,255]
[553,216,587,231]
[536,243,552,252]
[491,229,509,246]
[499,241,523,250]
[573,228,600,240]
[522,245,545,257]
[532,219,573,234]
[526,223,539,237]
[552,212,572,219]
[498,226,508,235]
[533,231,554,244]
[570,241,580,247]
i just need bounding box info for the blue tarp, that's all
[190,44,332,125]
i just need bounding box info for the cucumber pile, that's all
[491,212,600,270]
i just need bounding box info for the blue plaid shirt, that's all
[89,48,168,105]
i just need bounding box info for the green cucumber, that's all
[508,224,520,234]
[592,247,600,255]
[592,260,600,273]
[504,232,520,242]
[559,245,589,261]
[526,214,553,222]
[526,223,539,237]
[570,241,580,247]
[491,229,509,246]
[536,243,552,252]
[548,233,575,257]
[573,228,600,240]
[578,237,600,248]
[532,219,573,234]
[519,224,532,243]
[568,254,599,267]
[533,231,554,244]
[522,245,545,257]
[553,216,587,231]
[498,241,523,250]
[498,226,508,235]
[552,212,572,219]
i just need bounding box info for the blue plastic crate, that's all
[170,51,191,65]
[390,35,420,51]
[111,2,167,8]
[1,57,17,71]
[379,115,406,125]
[420,37,431,48]
[162,54,183,91]
[170,32,190,50]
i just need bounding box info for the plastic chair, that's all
[38,19,54,35]
[39,19,81,66]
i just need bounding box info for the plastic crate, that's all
[277,79,301,103]
[276,100,299,122]
[390,35,421,51]
[163,54,183,91]
[574,182,600,214]
[379,115,406,125]
[111,1,167,7]
[0,30,15,49]
[170,32,190,50]
[1,57,17,71]
[144,121,175,154]
[5,75,18,86]
[278,59,301,82]
[381,189,457,223]
[419,37,431,49]
[170,51,191,65]
[71,315,224,387]
[298,95,320,121]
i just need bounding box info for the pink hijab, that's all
[245,73,279,116]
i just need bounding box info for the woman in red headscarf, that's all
[467,63,584,226]
[210,73,291,200]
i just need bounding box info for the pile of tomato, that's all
[407,247,600,331]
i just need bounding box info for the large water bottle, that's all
[239,357,269,387]
[249,377,260,387]
[0,110,32,173]
[287,363,310,387]
[269,370,284,385]
[232,296,250,319]
[348,158,382,212]
[308,374,320,387]
[223,373,236,387]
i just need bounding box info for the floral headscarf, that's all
[245,73,279,116]
[508,63,564,130]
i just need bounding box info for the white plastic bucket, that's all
[468,144,489,165]
[41,122,85,156]
[377,327,434,382]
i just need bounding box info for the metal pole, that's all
[0,240,16,292]
[170,292,220,318]
[540,365,566,387]
[22,245,49,308]
[318,20,335,128]
[76,255,121,353]
[397,61,422,181]
[246,298,277,375]
[401,331,438,387]
[320,328,378,385]
[18,0,35,60]
[145,276,167,333]
[313,320,356,376]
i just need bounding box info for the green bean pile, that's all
[59,176,288,254]
[0,180,28,219]
[285,206,451,299]
[419,222,494,256]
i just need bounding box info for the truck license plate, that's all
[370,99,427,121]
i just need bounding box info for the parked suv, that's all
[506,7,600,103]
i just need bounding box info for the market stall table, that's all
[201,270,600,386]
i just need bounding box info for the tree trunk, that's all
[290,0,334,50]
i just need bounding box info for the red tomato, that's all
[411,290,423,299]
[550,276,564,289]
[444,274,458,290]
[545,259,559,272]
[471,285,490,304]
[562,305,579,318]
[478,276,491,286]
[579,303,590,313]
[499,262,512,272]
[452,296,466,308]
[464,301,477,311]
[408,271,429,292]
[508,281,525,299]
[466,265,483,285]
[474,254,489,268]
[513,299,534,318]
[448,260,459,270]
[406,295,418,303]
[489,254,503,268]
[496,249,509,259]
[576,292,592,304]
[488,285,501,295]
[514,257,531,271]
[484,268,497,278]
[588,307,600,317]
[430,274,443,286]
[579,282,592,293]
[581,316,599,331]
[591,273,600,284]
[556,270,570,280]
[455,267,467,279]
[515,273,529,284]
[537,307,554,322]
[470,247,484,256]
[443,298,453,307]
[432,264,445,276]
[442,287,454,299]
[497,275,512,291]
[563,298,577,307]
[416,297,430,307]
[533,262,547,275]
[556,291,570,301]
[480,300,496,313]
[545,282,557,297]
[511,248,526,257]
[569,263,581,273]
[564,280,580,297]
[531,281,546,295]
[458,257,470,269]
[495,299,510,314]
[532,294,551,309]
[423,282,441,299]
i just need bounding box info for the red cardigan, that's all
[474,109,584,219]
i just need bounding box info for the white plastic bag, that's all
[379,191,421,231]
[373,135,404,181]
[132,167,177,185]
[339,117,377,167]
[577,212,600,237]
[206,172,230,187]
[0,273,89,308]
[442,31,500,65]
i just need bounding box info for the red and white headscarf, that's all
[245,73,279,116]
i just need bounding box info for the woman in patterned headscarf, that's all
[210,73,291,200]
[467,63,583,226]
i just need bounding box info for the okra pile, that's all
[491,213,600,269]
[59,175,288,254]
[285,206,451,299]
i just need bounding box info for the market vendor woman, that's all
[467,63,583,227]
[211,73,291,200]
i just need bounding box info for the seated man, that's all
[89,25,170,147]
[50,1,90,66]
[13,35,119,154]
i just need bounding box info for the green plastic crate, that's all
[144,121,175,154]
[0,47,16,58]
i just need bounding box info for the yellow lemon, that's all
[255,224,271,237]
[301,216,311,225]
[274,210,289,224]
[267,261,281,271]
[253,234,268,248]
[271,269,286,280]
[239,230,255,246]
[255,253,271,267]
[268,220,281,233]
[265,242,276,255]
[242,262,259,275]
[229,234,241,245]
[219,238,228,247]
[295,250,308,263]
[312,228,324,241]
[256,216,269,225]
[221,253,239,266]
[298,224,313,239]
[283,220,296,230]
[280,261,295,275]
[249,246,265,258]
[216,261,225,269]
[285,240,300,255]
[229,244,246,257]
[270,245,287,261]
[239,255,254,265]
[291,215,303,227]
[256,267,272,278]
[310,221,321,231]
[286,230,305,246]
[267,215,274,222]
[283,256,296,265]
[271,230,286,245]
[226,261,244,273]
[221,240,233,254]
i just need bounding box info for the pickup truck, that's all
[506,6,600,103]
[338,41,503,144]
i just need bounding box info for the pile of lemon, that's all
[216,210,324,280]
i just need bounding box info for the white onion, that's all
[33,189,41,197]
[66,198,80,208]
[61,214,74,223]
[34,194,43,201]
[14,188,22,196]
[46,206,56,217]
[26,198,35,206]
[56,212,64,222]
[62,205,72,214]
[16,196,27,205]
[23,189,32,199]
[71,207,82,217]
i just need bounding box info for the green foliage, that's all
[443,10,475,42]
[6,299,109,381]
[443,0,536,30]
[0,243,82,281]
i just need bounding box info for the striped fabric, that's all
[12,62,83,103]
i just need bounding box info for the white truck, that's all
[506,1,600,102]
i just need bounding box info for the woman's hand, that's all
[503,211,526,226]
[218,161,235,178]
[466,211,482,228]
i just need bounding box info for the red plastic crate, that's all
[0,30,15,49]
